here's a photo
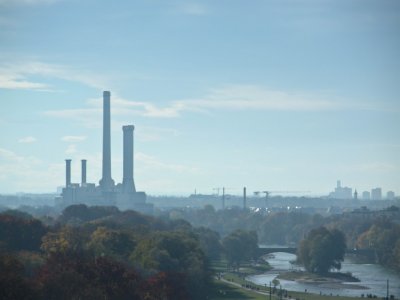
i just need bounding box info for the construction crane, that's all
[253,190,311,207]
[213,187,238,209]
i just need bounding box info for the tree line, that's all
[168,205,400,272]
[0,204,259,300]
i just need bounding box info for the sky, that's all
[0,0,399,197]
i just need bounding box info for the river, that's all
[246,252,400,298]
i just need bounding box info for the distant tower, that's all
[65,159,71,188]
[222,187,225,210]
[354,189,358,200]
[99,91,115,191]
[337,180,341,188]
[81,159,87,186]
[122,125,136,193]
[243,187,247,209]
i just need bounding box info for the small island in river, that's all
[278,271,369,290]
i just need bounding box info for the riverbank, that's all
[210,259,363,300]
[277,271,367,291]
[212,272,362,300]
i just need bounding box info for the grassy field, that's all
[210,280,270,300]
[211,277,362,300]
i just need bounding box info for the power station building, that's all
[58,91,152,214]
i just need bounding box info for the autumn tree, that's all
[297,226,346,274]
[87,226,136,259]
[131,230,210,299]
[356,219,400,271]
[37,255,142,300]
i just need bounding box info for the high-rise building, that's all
[387,191,395,200]
[362,191,370,200]
[371,188,382,200]
[328,180,352,199]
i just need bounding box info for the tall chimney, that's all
[243,187,247,209]
[81,159,87,186]
[99,91,115,190]
[65,159,71,188]
[122,125,136,193]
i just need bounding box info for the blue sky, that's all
[0,0,399,196]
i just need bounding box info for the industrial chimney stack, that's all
[81,159,87,186]
[122,125,136,193]
[65,159,71,188]
[99,91,115,190]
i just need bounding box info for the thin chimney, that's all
[81,159,87,186]
[122,125,136,193]
[65,159,71,188]
[99,91,115,190]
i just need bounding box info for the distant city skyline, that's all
[0,1,399,195]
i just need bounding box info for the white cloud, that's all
[0,73,50,90]
[18,136,37,143]
[0,61,109,91]
[135,152,198,174]
[176,85,340,112]
[61,135,87,143]
[136,127,180,142]
[44,85,344,124]
[0,147,61,193]
[88,85,345,118]
[0,148,24,163]
[44,106,102,128]
[118,85,342,116]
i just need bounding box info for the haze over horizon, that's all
[0,0,399,196]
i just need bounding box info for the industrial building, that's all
[57,91,152,214]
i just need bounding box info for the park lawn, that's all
[285,290,361,300]
[210,279,270,300]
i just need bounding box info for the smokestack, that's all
[222,187,225,210]
[81,159,87,186]
[243,187,247,209]
[122,125,136,193]
[65,159,71,188]
[99,91,115,190]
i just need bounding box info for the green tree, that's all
[0,214,47,252]
[194,227,222,260]
[297,226,346,274]
[0,254,39,300]
[222,229,258,269]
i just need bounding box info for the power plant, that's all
[58,91,152,213]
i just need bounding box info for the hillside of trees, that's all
[0,205,213,299]
[0,204,263,300]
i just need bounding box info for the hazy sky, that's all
[0,0,399,196]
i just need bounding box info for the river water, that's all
[246,252,400,298]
